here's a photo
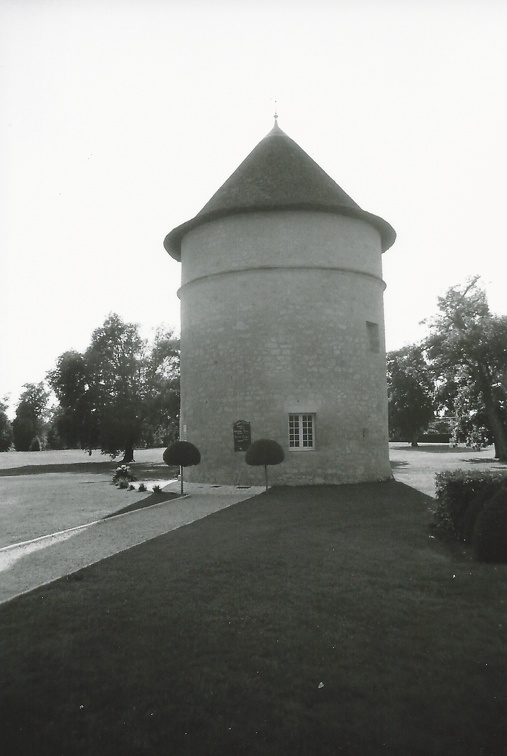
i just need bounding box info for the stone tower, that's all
[164,120,396,485]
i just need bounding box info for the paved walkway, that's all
[0,482,264,605]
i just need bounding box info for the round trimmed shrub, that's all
[245,439,284,491]
[245,439,285,467]
[163,441,201,494]
[473,487,507,563]
[163,441,201,467]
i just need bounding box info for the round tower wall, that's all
[181,211,383,285]
[178,211,391,485]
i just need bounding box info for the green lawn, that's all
[0,448,176,546]
[1,482,507,755]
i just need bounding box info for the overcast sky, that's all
[1,0,506,415]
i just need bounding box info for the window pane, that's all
[288,414,299,448]
[288,413,315,449]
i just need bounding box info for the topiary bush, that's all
[432,470,507,541]
[245,439,284,492]
[163,441,201,494]
[472,486,507,563]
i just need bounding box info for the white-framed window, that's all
[288,413,316,450]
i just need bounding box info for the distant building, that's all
[164,119,396,485]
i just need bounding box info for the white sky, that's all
[1,0,506,415]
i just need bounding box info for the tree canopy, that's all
[387,346,434,445]
[12,383,50,451]
[0,398,13,452]
[47,313,180,460]
[424,277,507,460]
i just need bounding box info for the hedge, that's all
[432,470,507,542]
[473,487,507,563]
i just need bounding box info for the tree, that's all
[436,367,493,450]
[85,314,146,462]
[142,326,180,448]
[424,277,507,460]
[48,314,180,460]
[47,351,100,451]
[0,398,13,452]
[387,346,434,446]
[12,383,50,451]
[245,439,285,491]
[163,441,201,494]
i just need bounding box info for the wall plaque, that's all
[233,420,251,452]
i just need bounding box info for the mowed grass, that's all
[0,448,176,546]
[2,482,507,755]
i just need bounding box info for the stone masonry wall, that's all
[178,211,391,485]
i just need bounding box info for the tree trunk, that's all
[180,465,184,495]
[478,367,507,462]
[121,443,135,464]
[264,464,268,492]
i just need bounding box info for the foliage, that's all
[29,436,41,452]
[12,382,50,451]
[117,478,129,490]
[163,441,201,468]
[245,439,285,491]
[432,469,507,540]
[473,486,507,562]
[387,346,435,445]
[424,277,507,460]
[47,351,99,451]
[245,439,285,466]
[45,409,70,450]
[112,465,137,485]
[138,482,147,492]
[0,406,13,451]
[141,326,180,449]
[437,367,494,449]
[152,484,162,494]
[163,441,200,494]
[47,314,180,460]
[85,314,147,460]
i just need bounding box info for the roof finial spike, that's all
[274,99,278,125]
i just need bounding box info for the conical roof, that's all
[164,121,396,260]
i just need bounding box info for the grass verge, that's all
[1,482,506,755]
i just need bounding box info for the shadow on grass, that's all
[390,444,467,454]
[467,457,506,466]
[103,490,181,519]
[0,462,179,478]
